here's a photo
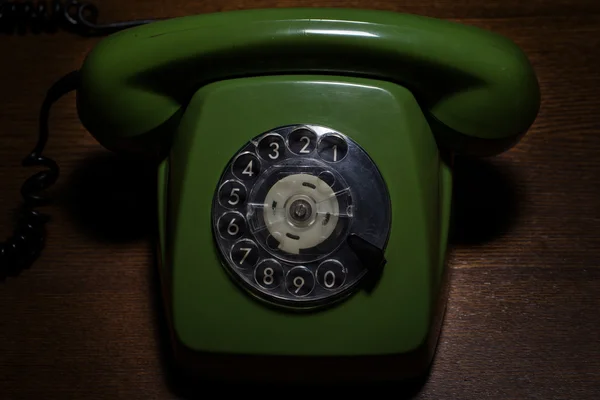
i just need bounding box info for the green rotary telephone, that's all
[73,8,540,384]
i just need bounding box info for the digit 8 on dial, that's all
[211,125,391,310]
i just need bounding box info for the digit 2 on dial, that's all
[211,124,391,310]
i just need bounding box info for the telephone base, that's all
[154,75,453,382]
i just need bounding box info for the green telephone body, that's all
[75,8,540,383]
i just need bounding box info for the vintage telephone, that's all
[1,7,540,384]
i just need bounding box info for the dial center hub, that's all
[287,196,314,225]
[262,173,340,256]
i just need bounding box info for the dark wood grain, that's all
[1,1,599,399]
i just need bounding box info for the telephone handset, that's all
[77,8,539,157]
[21,8,543,383]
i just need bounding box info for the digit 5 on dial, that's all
[76,8,540,384]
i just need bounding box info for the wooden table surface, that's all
[1,0,599,398]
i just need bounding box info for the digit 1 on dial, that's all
[317,134,348,163]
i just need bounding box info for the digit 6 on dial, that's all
[217,211,246,240]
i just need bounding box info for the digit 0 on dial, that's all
[211,124,391,310]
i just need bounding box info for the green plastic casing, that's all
[75,8,540,383]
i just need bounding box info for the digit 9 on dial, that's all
[211,124,391,310]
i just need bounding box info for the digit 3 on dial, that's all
[212,125,392,310]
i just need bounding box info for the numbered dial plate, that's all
[212,125,391,310]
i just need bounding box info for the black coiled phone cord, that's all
[0,71,80,279]
[0,0,157,35]
[0,2,156,279]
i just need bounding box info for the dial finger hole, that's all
[232,152,260,181]
[255,259,284,290]
[285,266,315,297]
[218,180,247,209]
[230,239,260,269]
[316,259,347,290]
[257,133,286,161]
[317,134,348,163]
[217,211,247,240]
[288,128,317,155]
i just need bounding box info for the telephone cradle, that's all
[21,7,544,385]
